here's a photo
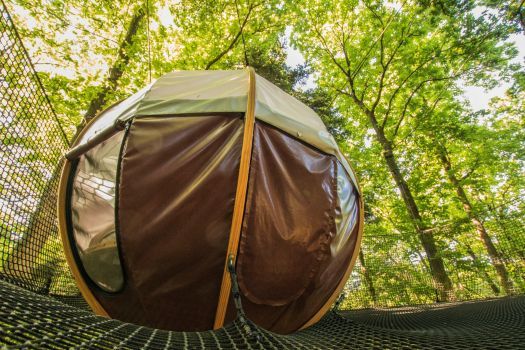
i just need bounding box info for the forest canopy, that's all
[5,0,524,307]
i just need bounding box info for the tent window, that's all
[70,132,125,293]
[332,161,359,255]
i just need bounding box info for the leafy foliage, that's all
[2,0,524,305]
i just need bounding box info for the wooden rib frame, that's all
[213,68,365,331]
[213,67,257,329]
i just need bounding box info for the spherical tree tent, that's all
[58,68,364,334]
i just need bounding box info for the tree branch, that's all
[351,0,407,80]
[204,2,259,70]
[371,26,404,117]
[80,8,145,129]
[460,157,481,182]
[391,79,428,139]
[363,2,384,26]
[310,20,351,77]
[381,51,438,129]
[360,76,371,101]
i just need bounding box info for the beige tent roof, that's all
[77,69,357,186]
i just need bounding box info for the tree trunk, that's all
[464,243,500,295]
[437,145,514,295]
[4,163,62,292]
[489,204,525,260]
[345,90,454,301]
[516,1,524,32]
[74,8,145,138]
[359,250,378,305]
[368,115,454,301]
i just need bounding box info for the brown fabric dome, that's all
[58,68,364,334]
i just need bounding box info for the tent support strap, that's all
[227,254,260,341]
[213,67,256,329]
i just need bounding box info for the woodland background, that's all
[2,0,524,308]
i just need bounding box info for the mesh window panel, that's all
[333,161,359,255]
[70,132,125,293]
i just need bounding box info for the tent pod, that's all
[58,68,364,334]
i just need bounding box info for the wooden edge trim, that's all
[213,67,257,329]
[57,112,116,317]
[298,160,365,330]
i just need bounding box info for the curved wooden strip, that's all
[213,67,257,329]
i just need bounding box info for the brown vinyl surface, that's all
[92,114,243,331]
[236,123,360,334]
[66,114,360,334]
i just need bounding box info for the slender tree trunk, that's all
[515,1,524,32]
[345,89,454,301]
[74,8,145,138]
[489,204,525,260]
[437,145,514,295]
[358,250,377,305]
[4,166,62,291]
[367,115,454,301]
[464,243,500,295]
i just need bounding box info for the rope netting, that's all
[344,219,525,309]
[0,280,524,349]
[0,1,77,298]
[1,1,525,348]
